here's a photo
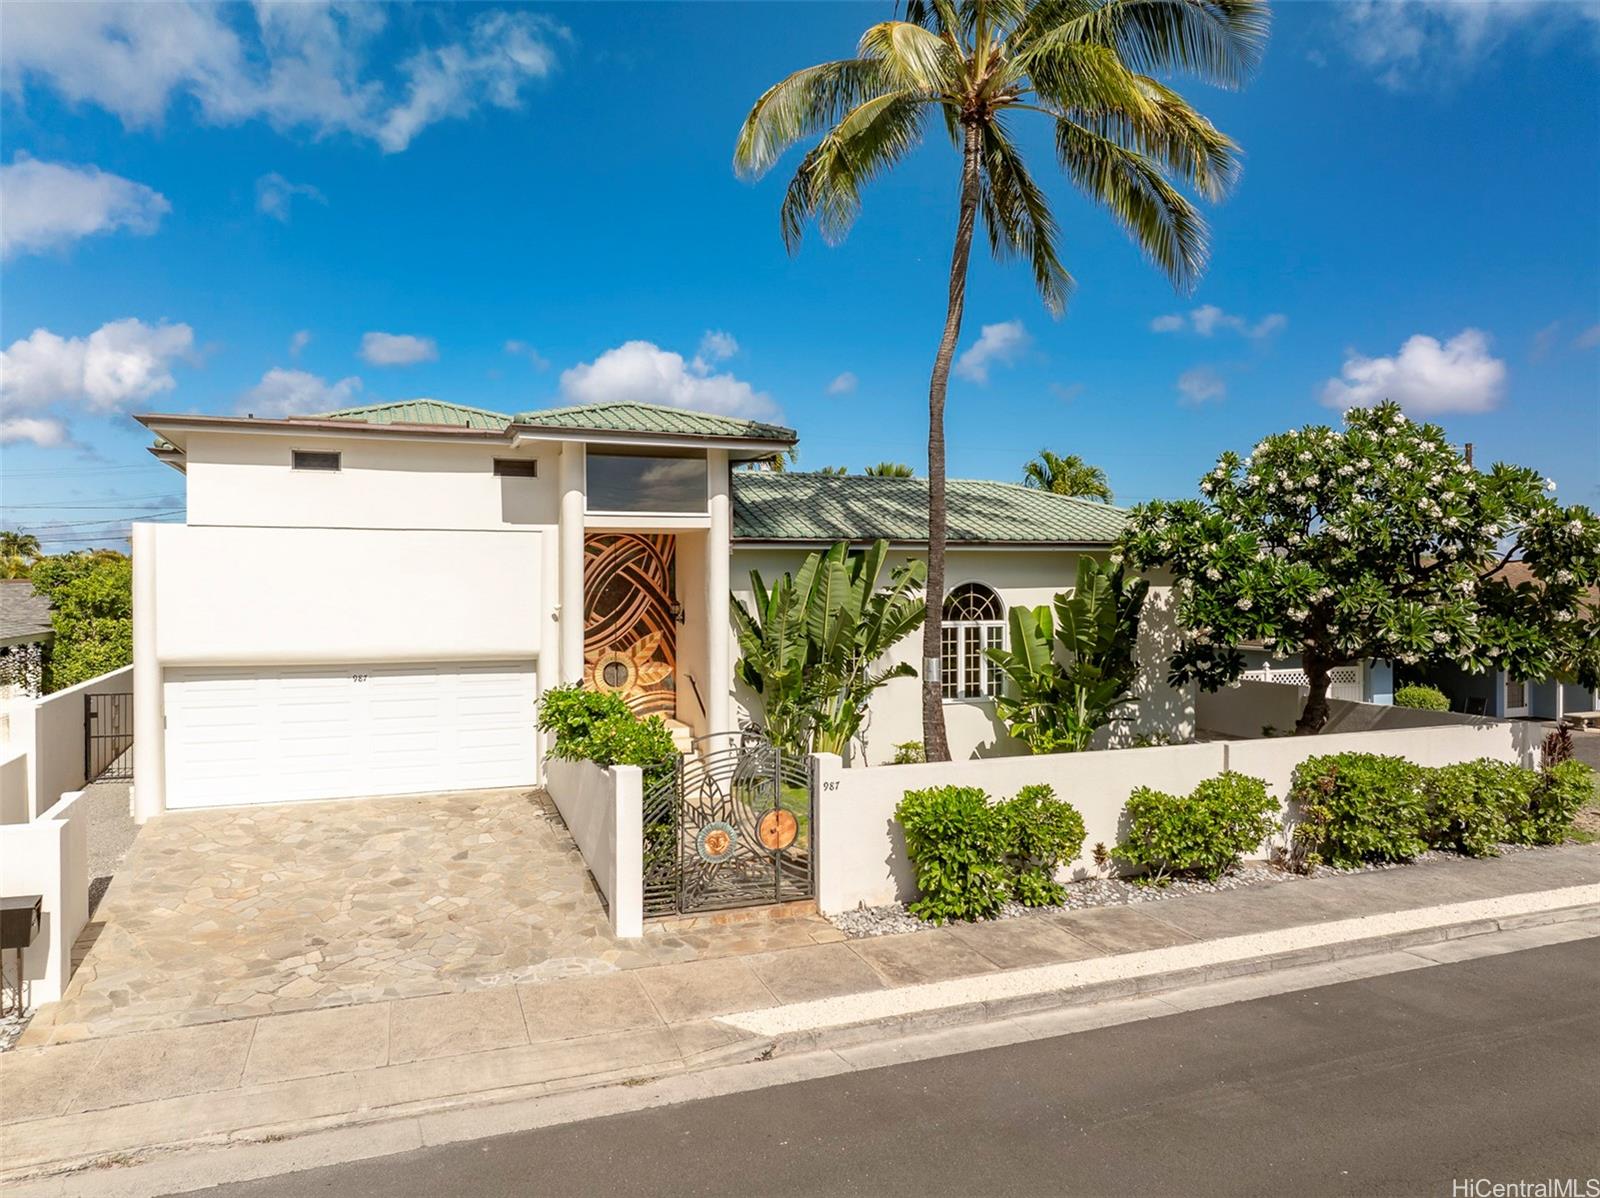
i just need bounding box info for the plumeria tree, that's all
[1121,402,1600,734]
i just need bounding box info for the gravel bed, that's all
[828,843,1547,939]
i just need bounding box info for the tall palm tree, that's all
[735,0,1265,760]
[1022,449,1112,501]
[865,461,916,477]
[0,530,42,579]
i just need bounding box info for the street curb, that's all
[5,893,1598,1194]
[740,892,1600,1056]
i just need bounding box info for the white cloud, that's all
[256,172,325,222]
[954,320,1030,384]
[239,368,361,417]
[0,4,566,154]
[0,319,195,414]
[1152,305,1286,339]
[559,340,780,421]
[1177,366,1227,405]
[504,339,550,370]
[1576,324,1600,351]
[0,154,169,257]
[1335,1,1599,90]
[360,332,437,366]
[289,329,312,358]
[0,416,70,447]
[1320,329,1507,414]
[826,371,858,396]
[696,330,738,364]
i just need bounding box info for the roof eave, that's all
[135,412,514,451]
[731,537,1117,550]
[509,425,794,458]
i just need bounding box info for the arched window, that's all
[941,582,1005,700]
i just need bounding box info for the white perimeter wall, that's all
[810,716,1542,914]
[0,789,89,1005]
[0,666,133,823]
[544,757,643,938]
[731,548,1193,763]
[1198,679,1526,740]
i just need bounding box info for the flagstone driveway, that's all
[22,788,840,1047]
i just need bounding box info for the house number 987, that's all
[351,674,369,683]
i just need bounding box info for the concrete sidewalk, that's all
[3,845,1598,1188]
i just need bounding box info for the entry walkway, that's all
[3,845,1596,1187]
[23,788,838,1046]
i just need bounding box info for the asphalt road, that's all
[200,939,1600,1198]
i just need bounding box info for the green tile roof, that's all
[313,400,512,430]
[731,472,1128,545]
[513,400,795,442]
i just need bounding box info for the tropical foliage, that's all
[1115,771,1277,882]
[984,555,1148,752]
[864,462,915,477]
[735,0,1267,761]
[31,551,133,692]
[1121,402,1600,733]
[536,684,679,792]
[895,781,1087,922]
[1,530,42,580]
[1393,684,1450,712]
[732,538,926,757]
[1022,450,1112,502]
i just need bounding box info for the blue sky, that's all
[2,0,1597,550]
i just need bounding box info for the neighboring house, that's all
[1234,645,1394,709]
[0,579,53,703]
[1403,561,1598,721]
[128,398,1187,820]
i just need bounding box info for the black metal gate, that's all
[642,732,813,918]
[85,692,134,783]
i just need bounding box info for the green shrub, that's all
[1519,761,1595,845]
[895,786,1012,923]
[1423,759,1529,857]
[537,685,678,791]
[1289,753,1427,868]
[1000,784,1087,906]
[1115,771,1278,883]
[1393,684,1450,711]
[891,741,926,764]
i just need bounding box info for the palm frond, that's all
[734,59,890,180]
[858,21,960,93]
[779,90,931,250]
[1077,75,1239,200]
[1054,115,1209,292]
[979,118,1074,313]
[1047,0,1270,90]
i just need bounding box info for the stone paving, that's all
[21,788,841,1046]
[2,846,1596,1185]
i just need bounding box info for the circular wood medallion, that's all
[695,821,738,864]
[756,808,799,853]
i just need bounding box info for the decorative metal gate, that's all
[642,732,813,918]
[85,692,134,782]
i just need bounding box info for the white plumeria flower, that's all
[1546,478,1558,491]
[1205,567,1222,581]
[1567,520,1585,534]
[1236,597,1253,611]
[1431,630,1450,644]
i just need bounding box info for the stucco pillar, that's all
[705,449,732,736]
[130,523,166,823]
[558,442,586,685]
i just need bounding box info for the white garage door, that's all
[164,662,538,809]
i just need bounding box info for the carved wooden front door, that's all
[583,533,676,718]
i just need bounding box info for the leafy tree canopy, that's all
[1120,402,1600,733]
[1022,450,1113,502]
[29,551,133,692]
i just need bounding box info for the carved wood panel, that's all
[582,533,677,718]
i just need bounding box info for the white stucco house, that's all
[129,398,1187,820]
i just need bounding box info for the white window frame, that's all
[942,583,1005,702]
